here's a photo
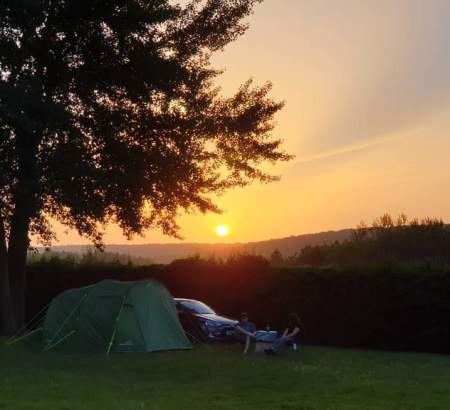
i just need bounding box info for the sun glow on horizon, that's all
[215,224,230,238]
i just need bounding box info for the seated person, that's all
[234,312,256,354]
[265,313,301,355]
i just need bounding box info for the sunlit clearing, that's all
[215,224,230,238]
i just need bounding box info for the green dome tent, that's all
[42,279,191,353]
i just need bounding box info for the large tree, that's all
[0,0,291,334]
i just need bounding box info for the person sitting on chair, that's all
[265,313,301,355]
[234,312,256,355]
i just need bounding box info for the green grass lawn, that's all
[1,339,450,410]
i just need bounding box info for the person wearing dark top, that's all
[234,312,257,355]
[265,313,301,355]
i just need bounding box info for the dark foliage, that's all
[0,0,289,243]
[292,214,450,267]
[25,254,450,354]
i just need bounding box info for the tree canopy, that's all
[0,0,291,245]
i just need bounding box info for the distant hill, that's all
[40,229,353,264]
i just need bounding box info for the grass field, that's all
[1,340,450,410]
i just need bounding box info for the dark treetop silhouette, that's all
[0,0,292,333]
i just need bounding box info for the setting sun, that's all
[215,224,230,238]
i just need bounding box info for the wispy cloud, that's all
[290,129,415,166]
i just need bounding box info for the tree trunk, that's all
[8,205,31,331]
[0,217,15,335]
[7,135,39,332]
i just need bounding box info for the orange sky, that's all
[45,0,450,246]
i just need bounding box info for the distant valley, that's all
[40,229,353,264]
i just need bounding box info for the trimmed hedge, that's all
[25,257,450,353]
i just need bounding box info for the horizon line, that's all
[34,227,354,249]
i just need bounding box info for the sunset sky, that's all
[50,0,450,246]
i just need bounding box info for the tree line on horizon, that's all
[270,213,450,268]
[25,212,450,272]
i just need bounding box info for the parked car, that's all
[175,298,238,342]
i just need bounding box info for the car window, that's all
[178,300,216,314]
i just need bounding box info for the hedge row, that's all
[26,256,450,353]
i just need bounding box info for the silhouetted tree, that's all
[269,248,284,266]
[294,213,450,267]
[0,0,292,333]
[296,244,328,266]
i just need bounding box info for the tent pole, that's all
[6,300,52,344]
[185,314,209,348]
[7,327,43,345]
[44,292,88,350]
[106,293,128,356]
[183,329,210,349]
[7,314,45,345]
[44,330,76,351]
